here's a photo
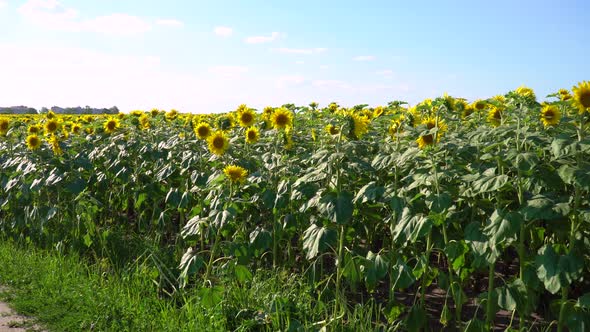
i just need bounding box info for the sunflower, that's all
[461,105,475,118]
[237,107,256,127]
[416,116,447,149]
[207,131,229,155]
[558,89,572,101]
[28,124,42,134]
[223,165,248,183]
[194,122,211,139]
[44,119,59,134]
[71,123,82,134]
[373,106,385,118]
[150,108,160,117]
[25,134,41,150]
[0,117,10,136]
[325,124,340,136]
[515,85,536,100]
[388,119,403,138]
[103,117,120,134]
[47,134,62,155]
[487,106,503,127]
[245,126,259,144]
[270,108,293,130]
[472,99,487,111]
[166,109,179,120]
[138,114,150,129]
[130,110,144,117]
[540,104,561,127]
[572,81,590,113]
[46,110,56,119]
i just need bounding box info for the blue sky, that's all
[0,0,588,112]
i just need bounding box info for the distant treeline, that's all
[0,106,119,114]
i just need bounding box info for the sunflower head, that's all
[245,126,259,144]
[270,108,293,130]
[71,123,82,134]
[46,110,56,119]
[237,107,256,127]
[558,89,572,101]
[573,81,590,113]
[166,109,179,120]
[44,119,60,134]
[223,165,248,183]
[194,122,211,139]
[28,124,42,134]
[103,117,120,134]
[515,85,536,100]
[47,134,62,155]
[0,117,10,135]
[373,106,385,118]
[150,108,160,117]
[388,119,403,138]
[416,116,446,149]
[487,106,503,127]
[348,113,370,139]
[139,114,150,129]
[540,104,561,127]
[207,131,229,155]
[472,99,487,111]
[26,134,41,150]
[325,124,340,136]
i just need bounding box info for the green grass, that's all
[0,240,387,331]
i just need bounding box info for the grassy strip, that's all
[0,240,226,331]
[0,240,385,331]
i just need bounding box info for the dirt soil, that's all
[0,288,44,332]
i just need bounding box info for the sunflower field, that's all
[1,82,590,331]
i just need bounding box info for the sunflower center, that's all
[198,127,209,137]
[275,114,288,126]
[29,137,39,146]
[213,136,225,149]
[0,122,8,131]
[47,122,57,131]
[544,110,555,119]
[475,103,485,110]
[330,127,339,135]
[422,134,434,144]
[247,131,256,140]
[107,121,116,131]
[241,113,253,124]
[580,91,590,108]
[493,110,502,119]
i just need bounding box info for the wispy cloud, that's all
[353,55,376,61]
[245,32,281,44]
[156,19,184,27]
[295,60,305,65]
[273,47,327,55]
[214,26,233,37]
[18,0,152,36]
[0,0,6,9]
[376,69,394,78]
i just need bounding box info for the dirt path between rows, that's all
[0,288,45,332]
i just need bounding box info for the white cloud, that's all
[214,26,233,37]
[17,0,152,36]
[353,55,376,61]
[319,65,329,70]
[273,47,327,55]
[295,60,304,65]
[0,0,6,9]
[156,19,184,27]
[376,69,395,78]
[208,65,249,78]
[245,32,281,44]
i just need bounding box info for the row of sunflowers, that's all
[1,82,589,330]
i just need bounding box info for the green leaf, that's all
[391,208,431,245]
[179,248,204,288]
[198,285,224,308]
[444,240,469,271]
[535,245,583,294]
[302,224,336,260]
[484,209,523,246]
[234,264,252,283]
[426,192,452,214]
[354,181,385,204]
[494,279,529,313]
[391,258,415,290]
[405,305,426,332]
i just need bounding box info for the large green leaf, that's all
[391,208,431,246]
[483,209,523,247]
[302,223,336,260]
[535,245,583,294]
